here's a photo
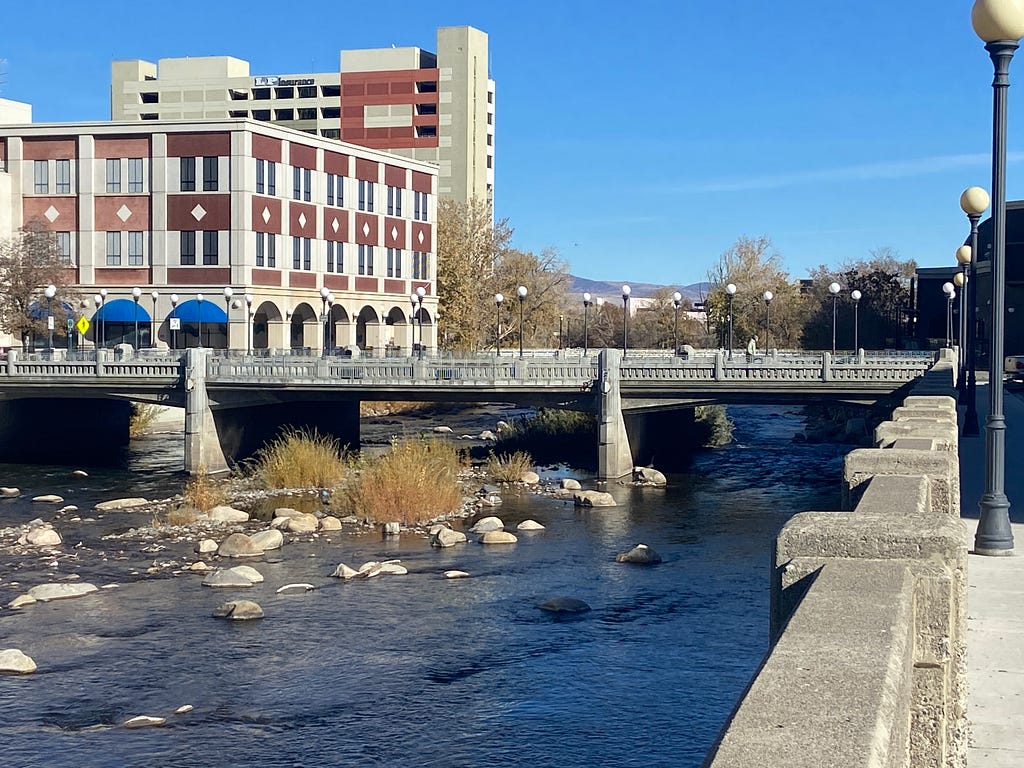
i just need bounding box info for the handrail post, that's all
[822,351,832,382]
[714,350,724,380]
[7,349,16,376]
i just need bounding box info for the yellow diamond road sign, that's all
[75,316,90,335]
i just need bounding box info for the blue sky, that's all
[1,0,1013,286]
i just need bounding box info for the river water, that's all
[0,405,846,768]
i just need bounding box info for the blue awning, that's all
[28,300,74,319]
[92,298,151,323]
[170,299,228,324]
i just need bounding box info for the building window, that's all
[127,231,144,266]
[267,233,276,267]
[387,247,402,278]
[180,157,196,191]
[256,232,265,267]
[128,158,144,193]
[326,241,337,273]
[413,191,429,222]
[180,231,196,265]
[303,237,311,270]
[202,231,218,265]
[303,168,311,202]
[358,244,373,276]
[106,231,121,266]
[32,160,48,194]
[105,159,121,193]
[267,161,276,196]
[298,86,317,99]
[292,236,301,269]
[55,232,71,264]
[327,173,344,206]
[256,159,265,194]
[387,186,403,217]
[55,159,71,194]
[203,156,218,191]
[358,180,375,212]
[412,251,429,280]
[293,167,301,200]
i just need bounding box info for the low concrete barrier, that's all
[704,356,966,768]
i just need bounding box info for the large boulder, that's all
[26,527,62,546]
[430,527,467,548]
[538,597,591,614]
[632,467,667,486]
[560,478,582,490]
[470,516,504,533]
[1,487,19,497]
[0,649,37,675]
[480,530,517,545]
[212,600,264,620]
[94,497,148,511]
[331,563,360,579]
[123,715,166,729]
[319,516,342,531]
[615,544,663,565]
[32,494,64,504]
[573,490,616,507]
[444,570,470,579]
[273,507,303,519]
[217,533,263,558]
[377,561,408,575]
[229,565,264,584]
[284,513,319,533]
[195,538,219,554]
[249,529,284,551]
[202,569,254,588]
[208,505,249,523]
[520,470,540,484]
[517,519,545,531]
[27,583,99,602]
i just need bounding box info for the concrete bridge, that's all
[0,347,938,477]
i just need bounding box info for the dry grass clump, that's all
[484,451,534,483]
[129,403,167,438]
[248,427,350,489]
[183,466,226,512]
[341,438,464,525]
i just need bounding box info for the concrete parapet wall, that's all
[705,384,967,768]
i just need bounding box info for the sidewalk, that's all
[959,382,1024,767]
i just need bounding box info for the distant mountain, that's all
[569,275,709,304]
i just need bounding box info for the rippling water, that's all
[0,406,846,768]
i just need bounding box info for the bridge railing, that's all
[2,349,184,379]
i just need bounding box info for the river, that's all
[0,405,846,768]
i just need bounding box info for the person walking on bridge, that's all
[746,338,757,362]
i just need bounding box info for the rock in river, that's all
[26,527,62,546]
[538,597,591,614]
[516,519,545,531]
[480,531,517,545]
[203,569,255,588]
[123,715,166,729]
[0,649,37,675]
[27,583,99,602]
[616,544,663,565]
[573,490,616,507]
[249,529,284,551]
[217,533,263,558]
[207,505,249,523]
[94,497,149,511]
[213,600,264,620]
[470,516,504,533]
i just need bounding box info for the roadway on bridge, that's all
[960,381,1024,767]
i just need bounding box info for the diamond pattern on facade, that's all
[362,221,370,237]
[417,230,425,245]
[191,204,207,222]
[262,206,271,224]
[298,212,307,229]
[43,205,60,223]
[331,217,340,234]
[116,204,133,222]
[391,225,398,241]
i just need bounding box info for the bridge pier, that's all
[597,349,633,479]
[184,348,230,474]
[0,397,132,464]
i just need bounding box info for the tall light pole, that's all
[582,292,592,356]
[92,294,101,351]
[409,292,419,355]
[961,185,990,437]
[828,281,841,354]
[131,286,142,349]
[99,288,107,349]
[517,285,528,358]
[244,293,254,354]
[327,293,335,354]
[851,290,862,351]
[150,290,159,348]
[44,284,56,354]
[559,314,564,351]
[223,287,233,351]
[320,286,330,357]
[416,286,426,358]
[762,290,774,351]
[971,0,1023,555]
[954,268,968,399]
[621,284,631,356]
[170,293,179,350]
[672,291,682,354]
[196,293,205,348]
[726,282,737,360]
[494,293,504,356]
[942,282,955,348]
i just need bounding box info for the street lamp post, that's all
[621,284,631,356]
[319,286,330,357]
[851,290,862,351]
[726,283,737,360]
[582,292,592,356]
[559,314,564,351]
[131,287,142,350]
[517,285,528,358]
[244,293,254,355]
[942,282,955,348]
[828,281,841,354]
[44,284,56,355]
[416,286,426,358]
[150,290,159,348]
[762,290,774,351]
[954,268,968,400]
[99,288,107,349]
[494,293,504,356]
[672,291,682,354]
[170,294,179,350]
[223,287,233,351]
[326,293,335,353]
[196,293,205,347]
[971,0,1023,555]
[961,185,990,437]
[92,294,101,351]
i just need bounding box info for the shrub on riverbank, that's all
[247,428,350,489]
[494,409,598,469]
[694,405,734,447]
[129,403,166,438]
[338,438,464,524]
[485,450,534,483]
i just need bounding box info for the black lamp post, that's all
[170,293,179,350]
[582,292,592,356]
[150,290,159,348]
[320,286,330,357]
[960,185,990,437]
[828,281,841,354]
[762,290,773,351]
[196,293,205,348]
[495,293,504,356]
[416,286,426,358]
[517,285,527,358]
[954,268,967,395]
[851,290,862,351]
[559,314,564,351]
[726,282,736,360]
[131,286,142,350]
[942,282,955,349]
[99,288,107,349]
[244,293,254,354]
[972,0,1022,555]
[672,291,682,354]
[44,284,56,354]
[621,284,631,355]
[223,287,233,351]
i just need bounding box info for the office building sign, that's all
[253,76,315,87]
